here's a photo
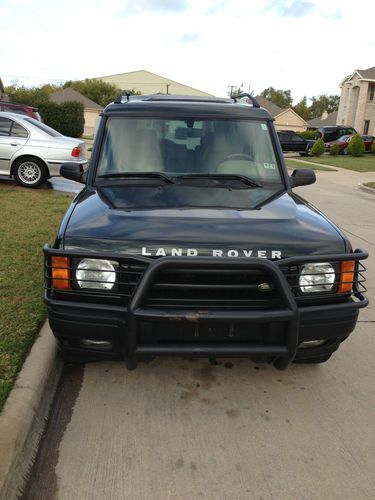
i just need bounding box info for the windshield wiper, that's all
[176,173,262,188]
[97,172,175,184]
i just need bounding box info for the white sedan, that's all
[0,111,87,188]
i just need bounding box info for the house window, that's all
[364,120,370,135]
[369,84,375,101]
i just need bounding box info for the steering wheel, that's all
[219,153,253,163]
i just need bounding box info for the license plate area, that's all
[137,320,287,345]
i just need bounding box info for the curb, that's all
[0,321,62,500]
[359,184,375,195]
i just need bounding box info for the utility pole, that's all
[166,83,170,94]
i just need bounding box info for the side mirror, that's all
[60,162,86,184]
[290,168,316,188]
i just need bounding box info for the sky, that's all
[1,0,374,104]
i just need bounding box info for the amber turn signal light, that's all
[338,260,355,293]
[51,256,71,289]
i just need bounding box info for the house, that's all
[337,66,375,135]
[50,88,102,136]
[94,69,213,97]
[254,95,307,132]
[308,111,338,128]
[0,77,8,101]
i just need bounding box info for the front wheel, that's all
[13,157,47,188]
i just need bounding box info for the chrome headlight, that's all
[299,262,335,293]
[76,259,118,290]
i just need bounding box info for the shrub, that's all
[348,134,365,157]
[330,144,340,156]
[371,141,375,155]
[38,101,84,138]
[298,130,319,140]
[310,138,325,157]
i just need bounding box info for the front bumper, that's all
[44,247,368,369]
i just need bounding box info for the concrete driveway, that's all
[24,168,375,500]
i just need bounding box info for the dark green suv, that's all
[44,94,368,370]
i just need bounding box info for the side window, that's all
[10,121,28,138]
[292,134,303,142]
[0,117,12,136]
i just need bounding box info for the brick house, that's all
[254,96,307,132]
[337,66,375,135]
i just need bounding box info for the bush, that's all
[310,138,325,157]
[38,101,84,138]
[298,130,319,140]
[348,134,365,157]
[330,144,340,156]
[371,141,375,155]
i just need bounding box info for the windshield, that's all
[96,117,282,184]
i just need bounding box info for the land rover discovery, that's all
[44,94,368,370]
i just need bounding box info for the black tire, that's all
[294,353,332,364]
[13,157,47,188]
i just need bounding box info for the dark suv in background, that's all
[277,130,314,156]
[316,126,357,142]
[0,101,41,121]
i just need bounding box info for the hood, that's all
[63,188,347,259]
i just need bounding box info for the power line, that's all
[1,74,71,83]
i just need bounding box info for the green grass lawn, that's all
[0,184,72,411]
[364,182,375,189]
[306,155,375,172]
[285,159,337,171]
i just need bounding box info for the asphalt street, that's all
[23,168,375,500]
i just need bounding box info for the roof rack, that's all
[114,90,133,104]
[114,93,234,105]
[113,91,261,107]
[231,93,260,108]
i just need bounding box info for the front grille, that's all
[144,267,283,309]
[45,248,367,309]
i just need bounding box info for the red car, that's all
[326,134,374,154]
[0,101,41,121]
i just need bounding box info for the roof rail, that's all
[231,93,260,108]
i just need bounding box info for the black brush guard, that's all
[44,247,368,370]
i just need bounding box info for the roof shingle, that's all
[308,111,338,127]
[50,88,102,109]
[254,95,284,116]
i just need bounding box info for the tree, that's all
[293,96,310,121]
[63,79,140,107]
[38,101,84,137]
[310,138,325,157]
[308,94,340,119]
[4,84,61,107]
[260,87,293,108]
[348,134,365,157]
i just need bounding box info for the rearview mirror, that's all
[60,162,86,184]
[290,168,316,187]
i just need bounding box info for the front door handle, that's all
[10,142,19,146]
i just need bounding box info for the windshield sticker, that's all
[261,124,268,130]
[142,247,282,259]
[263,163,276,169]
